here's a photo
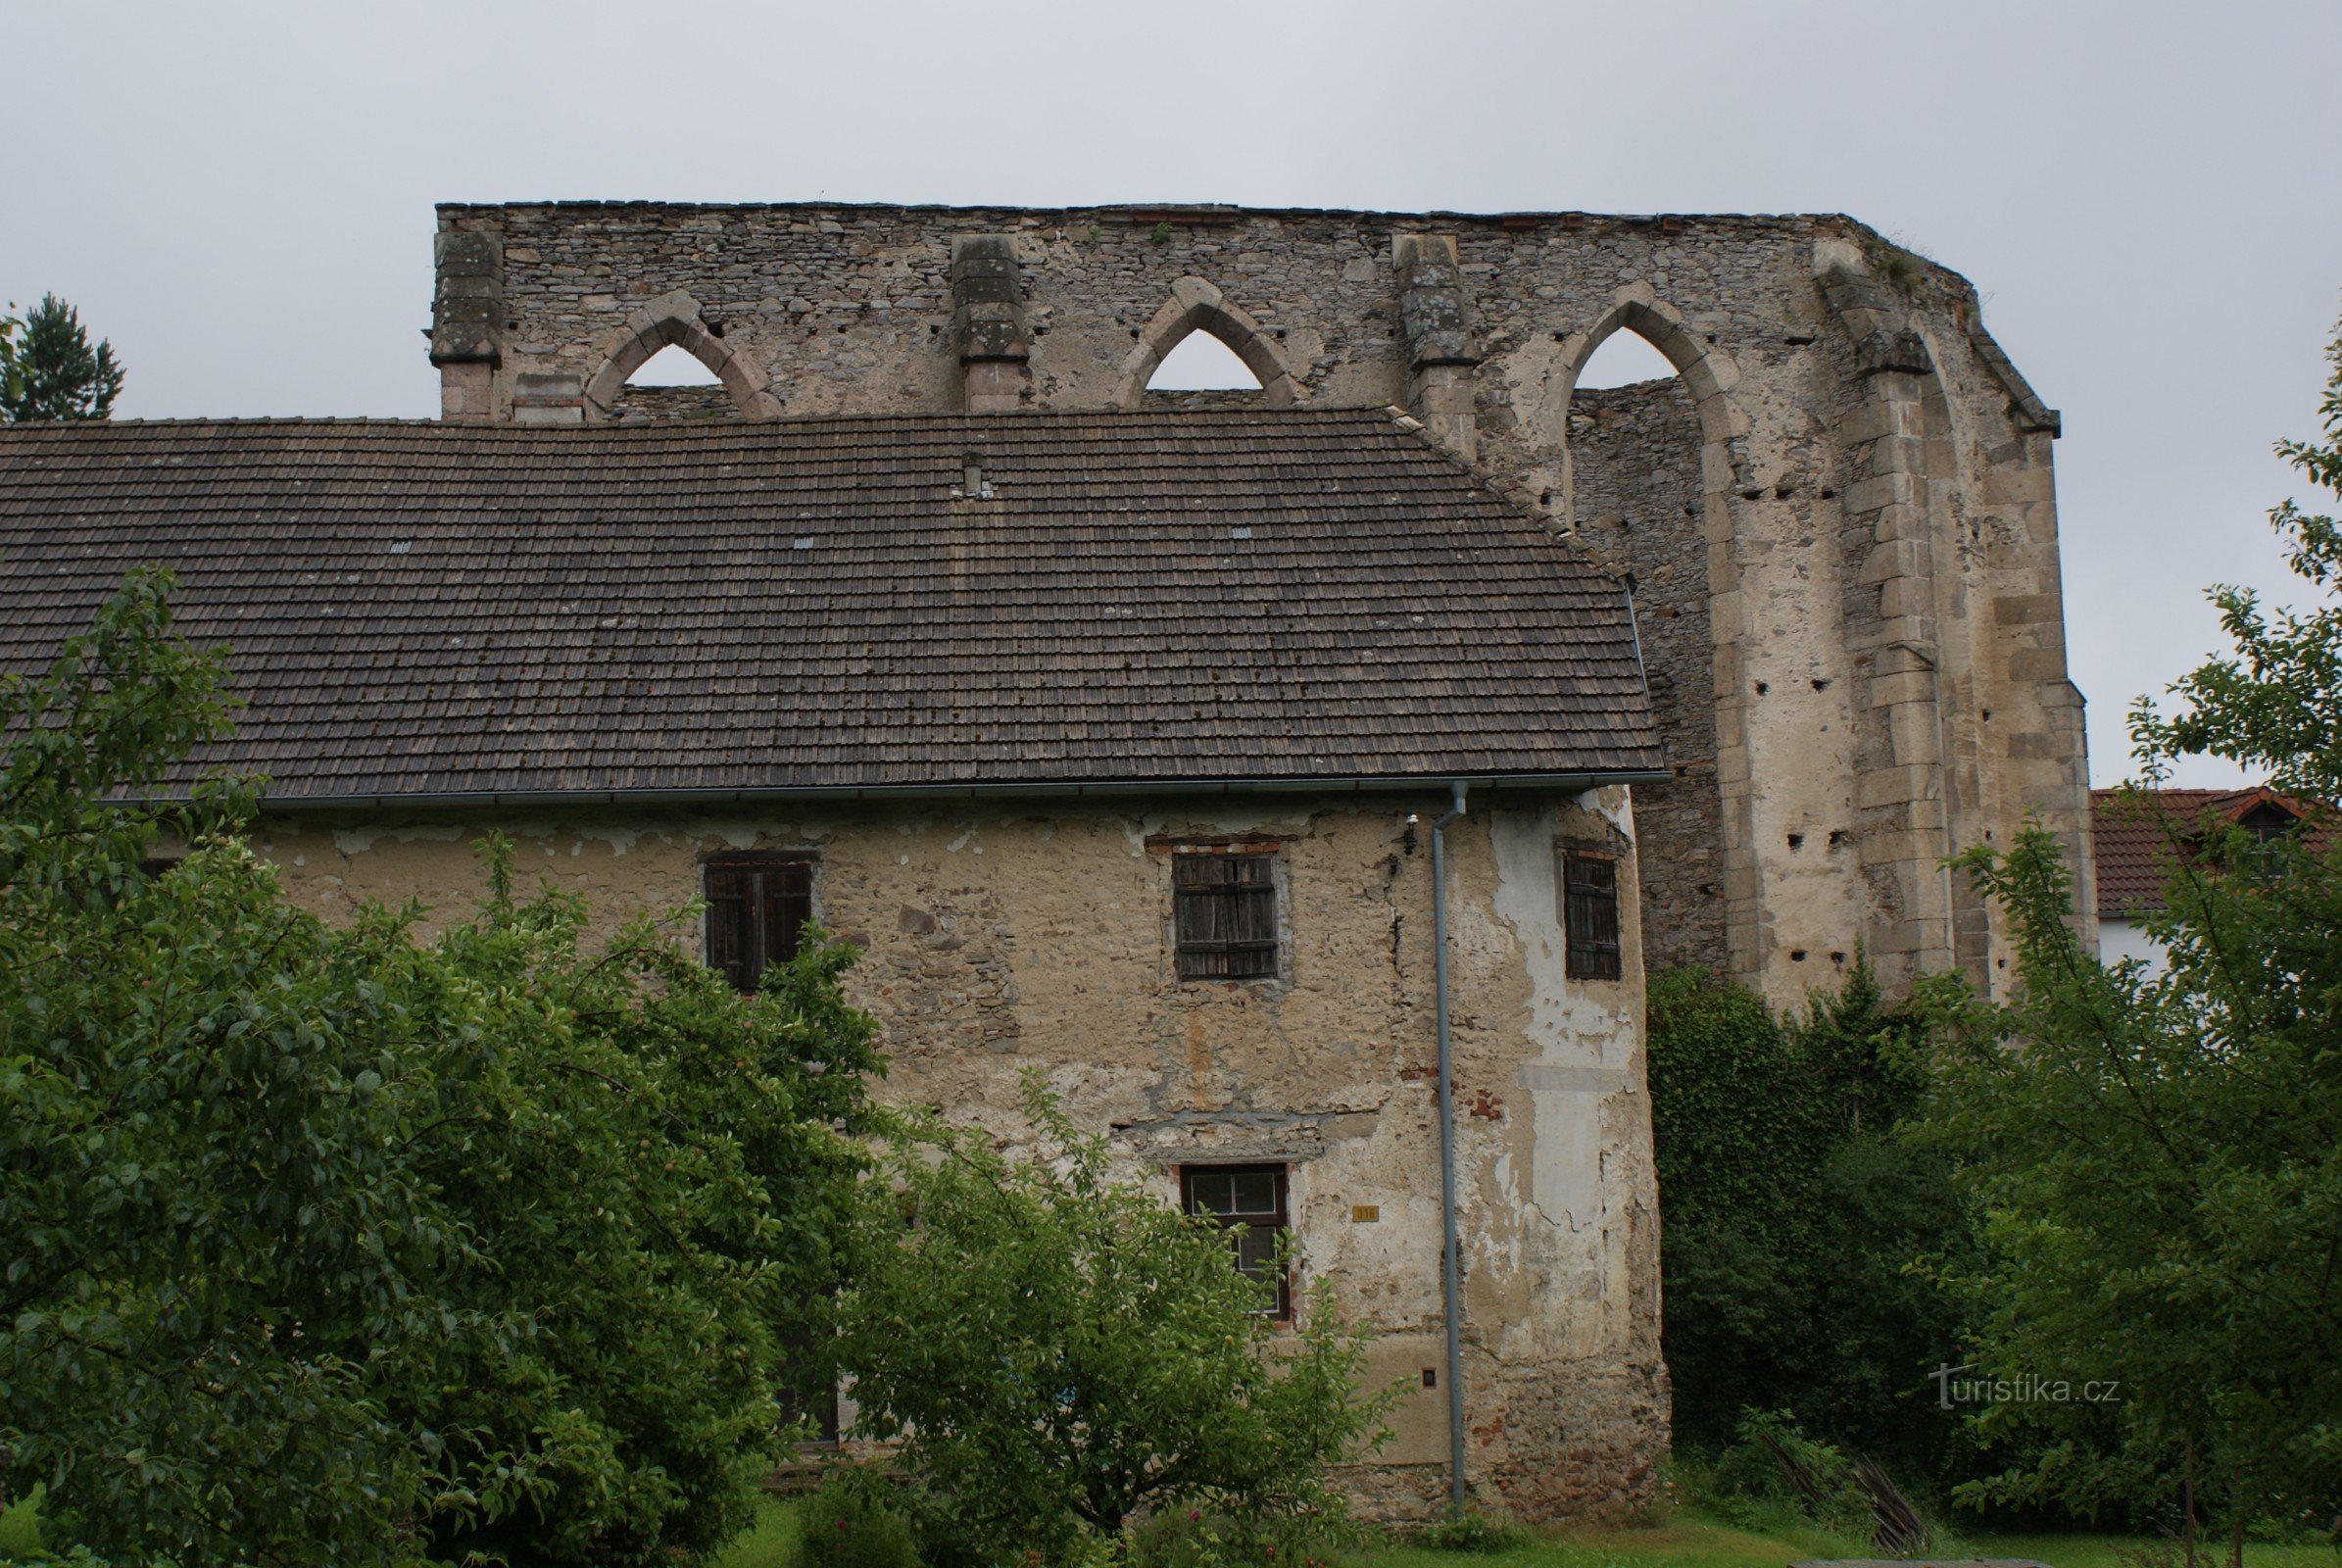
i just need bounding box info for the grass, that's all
[702,1494,2341,1568]
[8,1489,2334,1568]
[1350,1508,2340,1568]
[1961,1535,2337,1568]
[716,1495,805,1568]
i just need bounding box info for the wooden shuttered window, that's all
[1562,850,1623,981]
[704,855,815,994]
[1181,1164,1292,1318]
[1173,850,1280,981]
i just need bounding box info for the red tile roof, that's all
[2091,787,2335,916]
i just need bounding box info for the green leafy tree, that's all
[1920,820,2342,1546]
[1,569,880,1565]
[0,295,125,422]
[832,1078,1398,1568]
[1917,322,2342,1552]
[2131,320,2342,799]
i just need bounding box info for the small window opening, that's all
[630,342,723,387]
[1575,328,1677,390]
[1174,849,1280,980]
[704,854,815,993]
[1182,1163,1292,1317]
[1560,849,1623,981]
[775,1321,841,1445]
[2238,802,2301,843]
[1147,331,1262,392]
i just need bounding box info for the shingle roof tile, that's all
[0,410,1662,802]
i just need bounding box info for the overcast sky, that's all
[7,0,2337,789]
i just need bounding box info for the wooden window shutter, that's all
[704,856,815,994]
[1174,851,1279,980]
[1562,851,1623,981]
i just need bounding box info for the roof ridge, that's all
[0,406,1410,438]
[435,199,1837,230]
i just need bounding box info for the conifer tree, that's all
[0,293,125,421]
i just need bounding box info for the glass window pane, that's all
[1229,1171,1280,1215]
[1190,1173,1237,1214]
[1234,1226,1280,1276]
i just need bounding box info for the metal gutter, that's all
[1430,779,1471,1519]
[129,768,1670,814]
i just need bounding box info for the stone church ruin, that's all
[432,200,2096,999]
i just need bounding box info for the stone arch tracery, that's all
[1113,277,1298,408]
[1545,282,1748,515]
[580,289,781,422]
[1535,282,1765,985]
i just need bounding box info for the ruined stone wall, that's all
[427,201,2094,1005]
[1569,380,1726,979]
[254,787,1665,1521]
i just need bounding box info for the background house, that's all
[2093,786,2335,971]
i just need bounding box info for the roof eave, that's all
[136,767,1674,815]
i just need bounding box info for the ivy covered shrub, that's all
[1704,1410,1876,1541]
[1406,1505,1533,1553]
[1646,962,1966,1473]
[802,1468,923,1568]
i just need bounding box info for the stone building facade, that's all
[247,787,1664,1520]
[429,200,2096,1002]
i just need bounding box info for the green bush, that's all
[1704,1411,1872,1541]
[1,572,882,1567]
[801,1470,921,1568]
[1406,1506,1532,1553]
[833,1077,1399,1568]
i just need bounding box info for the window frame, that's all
[1559,845,1624,982]
[702,851,818,994]
[1180,1162,1293,1320]
[1168,844,1285,984]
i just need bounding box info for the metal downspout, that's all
[1431,780,1470,1518]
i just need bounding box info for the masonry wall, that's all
[1569,380,1725,978]
[427,199,2094,1005]
[254,787,1666,1521]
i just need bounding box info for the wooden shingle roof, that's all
[0,410,1663,804]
